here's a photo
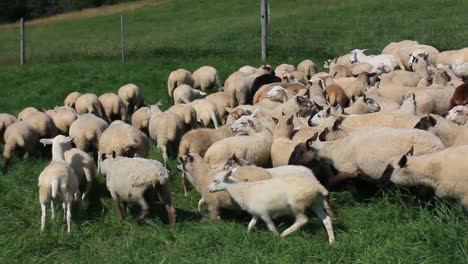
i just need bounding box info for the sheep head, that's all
[208,170,238,193]
[380,146,414,186]
[446,105,468,125]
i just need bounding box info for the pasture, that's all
[0,0,467,263]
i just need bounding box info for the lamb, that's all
[192,66,221,92]
[68,114,108,153]
[64,92,82,109]
[381,145,468,212]
[74,93,105,118]
[2,121,39,174]
[333,72,377,99]
[208,170,335,243]
[450,83,468,107]
[323,83,348,107]
[148,110,185,166]
[99,155,176,227]
[17,106,39,121]
[203,111,273,170]
[205,91,234,123]
[98,120,150,159]
[0,113,17,144]
[166,104,198,130]
[414,114,468,146]
[64,148,96,200]
[118,83,144,115]
[37,135,80,233]
[98,93,127,122]
[350,49,399,71]
[189,99,220,129]
[289,126,445,188]
[167,69,194,97]
[297,59,317,79]
[275,64,295,73]
[21,110,59,138]
[173,84,207,104]
[445,105,468,126]
[44,107,78,135]
[131,103,162,134]
[343,95,380,114]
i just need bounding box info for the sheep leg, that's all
[197,197,205,212]
[247,216,258,233]
[2,156,10,175]
[66,202,72,234]
[323,196,335,218]
[114,196,124,221]
[62,202,67,220]
[209,205,220,221]
[260,215,278,235]
[280,212,308,238]
[312,203,335,245]
[135,197,149,225]
[50,200,55,220]
[326,172,353,189]
[157,184,176,228]
[82,181,93,200]
[182,172,189,197]
[40,202,47,232]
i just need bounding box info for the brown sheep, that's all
[324,83,348,107]
[450,82,468,107]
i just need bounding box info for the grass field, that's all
[0,0,467,263]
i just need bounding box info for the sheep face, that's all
[363,96,381,112]
[39,135,73,150]
[295,96,317,117]
[308,105,342,127]
[414,115,437,131]
[446,105,468,125]
[266,86,286,99]
[208,170,238,193]
[231,115,255,133]
[380,147,414,186]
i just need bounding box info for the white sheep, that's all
[64,148,96,200]
[68,114,108,153]
[173,84,207,104]
[131,102,162,134]
[343,95,381,115]
[98,92,127,122]
[44,106,78,135]
[414,114,468,146]
[238,65,257,75]
[17,106,40,121]
[99,155,176,226]
[118,83,144,115]
[64,92,82,109]
[74,93,105,118]
[167,69,194,97]
[364,87,401,113]
[275,64,296,73]
[297,59,317,79]
[382,40,419,55]
[208,171,335,243]
[451,59,468,79]
[37,135,80,233]
[99,120,149,158]
[189,99,220,129]
[436,47,468,66]
[0,113,17,144]
[21,110,59,138]
[350,49,399,71]
[394,93,417,115]
[2,121,39,174]
[192,66,221,92]
[205,91,234,124]
[445,105,468,126]
[166,103,198,130]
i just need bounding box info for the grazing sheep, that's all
[445,105,468,126]
[166,104,198,130]
[190,99,220,129]
[64,148,96,200]
[381,145,468,212]
[330,65,352,78]
[99,120,150,159]
[148,111,185,166]
[350,49,399,71]
[450,83,468,107]
[2,121,39,174]
[382,40,419,54]
[98,93,127,123]
[22,111,59,138]
[275,64,295,73]
[324,83,348,107]
[205,91,234,124]
[167,69,194,97]
[414,114,468,146]
[17,106,39,121]
[436,47,468,66]
[173,84,207,104]
[118,83,144,115]
[131,103,162,134]
[37,135,80,233]
[0,113,17,144]
[74,93,105,118]
[208,170,335,243]
[343,95,380,114]
[69,114,108,153]
[64,92,82,109]
[192,66,221,92]
[297,59,317,79]
[44,107,78,135]
[99,156,176,227]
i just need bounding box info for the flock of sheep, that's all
[1,40,467,244]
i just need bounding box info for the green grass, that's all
[0,0,467,263]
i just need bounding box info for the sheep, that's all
[324,54,352,69]
[44,107,78,135]
[450,83,468,107]
[69,114,108,153]
[286,71,308,84]
[190,99,220,129]
[118,83,144,115]
[166,103,198,130]
[22,110,59,138]
[208,170,335,242]
[350,62,374,76]
[148,111,185,166]
[238,65,257,75]
[414,114,468,146]
[324,83,348,107]
[99,120,150,159]
[64,148,96,200]
[251,74,282,99]
[445,105,468,126]
[167,69,194,97]
[253,82,301,104]
[289,126,445,188]
[275,64,295,73]
[306,78,327,106]
[382,40,419,54]
[365,87,401,113]
[350,49,399,71]
[451,59,468,80]
[394,93,417,115]
[333,72,377,99]
[436,47,468,66]
[192,66,221,92]
[37,135,80,233]
[2,121,39,174]
[17,106,39,121]
[297,59,317,79]
[64,92,82,109]
[329,65,352,78]
[205,91,234,124]
[343,95,380,114]
[98,93,127,123]
[311,111,421,129]
[203,111,273,170]
[173,84,207,104]
[270,115,300,167]
[0,113,17,144]
[381,145,468,212]
[99,155,176,227]
[74,93,105,118]
[391,44,439,70]
[131,102,162,134]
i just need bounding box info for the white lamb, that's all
[350,49,399,71]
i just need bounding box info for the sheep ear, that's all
[318,128,329,141]
[318,79,325,89]
[304,88,310,99]
[406,146,414,157]
[247,119,256,129]
[332,116,344,131]
[65,136,73,143]
[398,154,408,168]
[100,153,106,162]
[287,115,294,125]
[251,109,260,118]
[281,112,286,116]
[185,154,194,163]
[306,133,317,150]
[223,170,232,180]
[363,94,367,101]
[112,151,116,159]
[178,156,184,164]
[313,101,323,111]
[326,107,331,115]
[225,107,232,113]
[39,138,53,145]
[272,117,278,124]
[412,93,416,101]
[310,132,319,142]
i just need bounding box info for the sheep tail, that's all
[215,74,222,90]
[210,111,219,130]
[51,179,59,199]
[157,138,169,166]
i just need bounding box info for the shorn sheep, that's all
[99,155,176,226]
[192,66,221,92]
[118,83,144,115]
[2,121,39,174]
[167,69,194,97]
[208,170,335,243]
